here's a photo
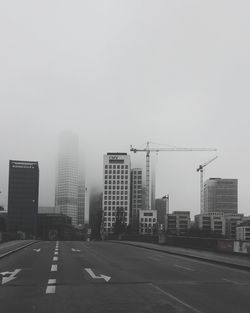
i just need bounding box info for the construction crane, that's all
[130,142,217,211]
[197,156,218,214]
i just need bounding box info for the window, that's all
[105,165,108,169]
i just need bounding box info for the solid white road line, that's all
[222,278,245,286]
[46,285,56,294]
[150,283,203,313]
[51,265,57,272]
[53,256,58,261]
[174,264,195,271]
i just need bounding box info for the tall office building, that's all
[8,160,39,237]
[203,178,238,215]
[130,168,143,232]
[55,132,87,227]
[102,153,131,234]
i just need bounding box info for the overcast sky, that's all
[0,1,250,217]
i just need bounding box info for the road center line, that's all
[54,251,58,255]
[53,256,58,261]
[48,279,56,285]
[46,285,56,294]
[51,264,57,272]
[174,264,195,271]
[150,283,203,313]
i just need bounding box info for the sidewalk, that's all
[0,240,39,259]
[112,241,250,271]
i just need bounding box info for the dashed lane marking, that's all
[174,264,195,271]
[46,285,56,294]
[53,256,58,261]
[51,265,57,272]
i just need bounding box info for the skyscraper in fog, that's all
[130,168,143,232]
[204,178,238,215]
[8,160,39,237]
[55,132,87,227]
[102,153,131,234]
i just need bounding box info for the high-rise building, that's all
[155,196,169,230]
[139,209,157,235]
[203,178,238,215]
[102,153,131,235]
[130,168,143,232]
[7,160,39,237]
[55,132,87,227]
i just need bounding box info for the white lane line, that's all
[51,264,57,272]
[150,283,203,313]
[54,251,58,255]
[174,264,195,272]
[53,256,58,261]
[46,285,56,294]
[48,279,56,285]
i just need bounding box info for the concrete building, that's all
[204,178,238,215]
[130,168,143,232]
[195,212,226,236]
[102,153,131,234]
[236,218,250,241]
[7,160,39,237]
[225,214,244,239]
[166,211,191,236]
[55,132,87,227]
[139,209,157,235]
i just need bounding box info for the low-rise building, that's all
[195,212,226,236]
[139,210,157,235]
[236,218,250,241]
[166,211,190,236]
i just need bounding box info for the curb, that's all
[112,241,250,272]
[0,241,40,259]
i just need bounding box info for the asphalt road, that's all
[0,240,250,313]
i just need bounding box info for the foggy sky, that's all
[0,1,250,217]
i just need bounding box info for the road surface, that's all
[0,240,250,313]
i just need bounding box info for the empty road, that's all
[0,240,250,313]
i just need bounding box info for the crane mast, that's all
[197,156,218,214]
[130,142,217,211]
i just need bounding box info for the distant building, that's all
[37,213,72,240]
[155,196,169,231]
[130,168,143,232]
[236,217,250,241]
[195,212,226,236]
[102,153,131,235]
[7,160,39,237]
[139,209,157,235]
[204,178,238,215]
[225,214,244,239]
[55,132,87,227]
[166,211,190,236]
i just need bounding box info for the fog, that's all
[0,1,250,217]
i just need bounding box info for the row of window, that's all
[104,180,129,185]
[140,218,156,223]
[105,165,128,169]
[104,175,129,180]
[104,196,128,200]
[103,206,128,211]
[104,186,128,190]
[104,190,128,195]
[104,201,128,205]
[105,170,128,174]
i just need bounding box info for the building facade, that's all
[7,160,39,237]
[155,196,169,231]
[55,132,87,227]
[203,178,238,215]
[139,209,157,235]
[166,211,190,236]
[130,168,143,232]
[102,153,131,235]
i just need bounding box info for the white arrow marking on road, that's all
[33,249,41,252]
[1,269,21,285]
[84,268,111,282]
